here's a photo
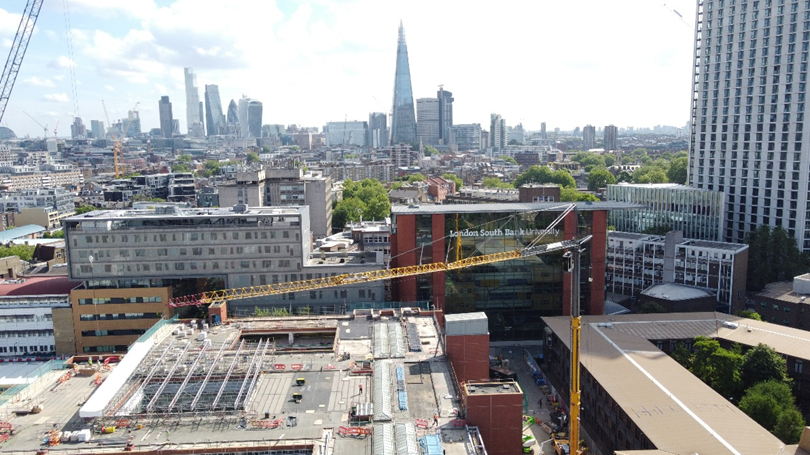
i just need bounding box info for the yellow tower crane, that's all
[102,100,140,178]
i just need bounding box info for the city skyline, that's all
[1,0,694,138]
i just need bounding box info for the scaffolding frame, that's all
[145,341,192,413]
[189,340,230,411]
[167,343,210,412]
[211,339,245,411]
[239,338,270,409]
[233,339,264,409]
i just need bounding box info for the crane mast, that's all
[0,0,44,123]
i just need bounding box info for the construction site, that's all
[0,310,494,455]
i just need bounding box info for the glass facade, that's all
[441,211,591,340]
[390,22,417,145]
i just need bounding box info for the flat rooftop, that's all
[543,312,810,455]
[756,280,810,305]
[63,205,307,222]
[0,313,474,455]
[465,382,521,395]
[641,283,714,301]
[392,201,643,215]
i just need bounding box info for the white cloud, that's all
[154,83,167,93]
[43,93,70,103]
[48,56,76,69]
[23,77,55,88]
[104,85,116,91]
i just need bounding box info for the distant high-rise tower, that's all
[205,84,224,136]
[490,113,506,152]
[159,96,173,138]
[390,21,417,145]
[70,117,86,140]
[90,120,104,140]
[540,122,547,140]
[603,125,618,151]
[227,99,240,136]
[583,125,596,149]
[247,100,263,138]
[438,87,453,145]
[368,112,388,149]
[416,98,440,145]
[184,68,203,137]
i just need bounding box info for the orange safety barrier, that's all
[274,364,286,370]
[115,419,131,428]
[0,423,12,430]
[415,418,429,429]
[58,372,71,383]
[290,364,303,370]
[324,365,336,370]
[0,434,9,443]
[251,419,281,429]
[451,418,467,427]
[338,426,371,436]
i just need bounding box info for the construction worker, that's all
[433,413,439,427]
[359,383,363,394]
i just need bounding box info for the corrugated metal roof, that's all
[542,313,804,455]
[0,224,45,243]
[391,201,643,215]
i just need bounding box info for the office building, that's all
[368,112,388,149]
[416,97,440,145]
[124,110,140,137]
[183,68,203,137]
[603,124,618,151]
[688,0,810,251]
[490,113,506,153]
[450,123,482,151]
[438,87,453,145]
[204,84,224,136]
[324,121,367,147]
[247,100,262,138]
[387,144,419,168]
[540,122,547,140]
[70,117,86,140]
[390,202,639,340]
[606,230,749,313]
[390,22,417,145]
[90,120,104,140]
[158,96,173,138]
[606,183,725,241]
[226,99,240,135]
[218,168,334,239]
[0,187,76,229]
[752,274,810,332]
[583,124,596,149]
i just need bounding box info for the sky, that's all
[0,0,697,139]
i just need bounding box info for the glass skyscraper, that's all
[204,84,224,137]
[390,22,417,146]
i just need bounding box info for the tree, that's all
[363,194,391,222]
[773,408,805,444]
[689,337,743,399]
[633,166,668,183]
[616,170,633,183]
[43,230,64,239]
[201,160,221,177]
[332,197,365,229]
[671,342,692,370]
[498,155,518,165]
[423,145,440,156]
[442,173,462,191]
[736,309,762,321]
[642,225,672,235]
[173,162,190,173]
[740,343,790,390]
[508,139,521,146]
[75,205,96,214]
[246,151,260,163]
[560,187,599,202]
[587,167,616,191]
[0,244,35,261]
[603,154,616,167]
[482,177,513,189]
[639,301,666,313]
[407,173,426,183]
[745,225,810,291]
[177,154,192,163]
[739,380,804,441]
[572,152,606,172]
[667,156,688,184]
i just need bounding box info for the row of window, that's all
[81,329,146,337]
[0,330,53,337]
[82,345,128,353]
[80,313,161,321]
[80,230,297,245]
[77,244,299,260]
[0,314,52,322]
[78,297,162,305]
[760,300,807,312]
[0,345,53,353]
[78,259,301,275]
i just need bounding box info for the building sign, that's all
[449,228,560,238]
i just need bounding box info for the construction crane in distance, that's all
[23,111,47,138]
[0,0,44,124]
[102,101,140,178]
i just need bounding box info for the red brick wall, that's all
[391,214,417,302]
[464,391,523,455]
[432,214,446,312]
[446,334,490,383]
[590,210,607,315]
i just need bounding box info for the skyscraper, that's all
[688,0,810,250]
[204,84,224,136]
[583,125,596,149]
[238,97,249,138]
[438,87,453,145]
[368,112,388,149]
[70,117,86,140]
[390,21,417,145]
[603,125,618,151]
[490,113,506,153]
[416,97,440,145]
[159,96,173,138]
[227,99,240,136]
[247,100,263,138]
[90,120,104,140]
[184,68,203,137]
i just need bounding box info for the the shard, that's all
[390,21,417,146]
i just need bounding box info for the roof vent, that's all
[233,204,248,213]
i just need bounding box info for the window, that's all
[796,359,804,374]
